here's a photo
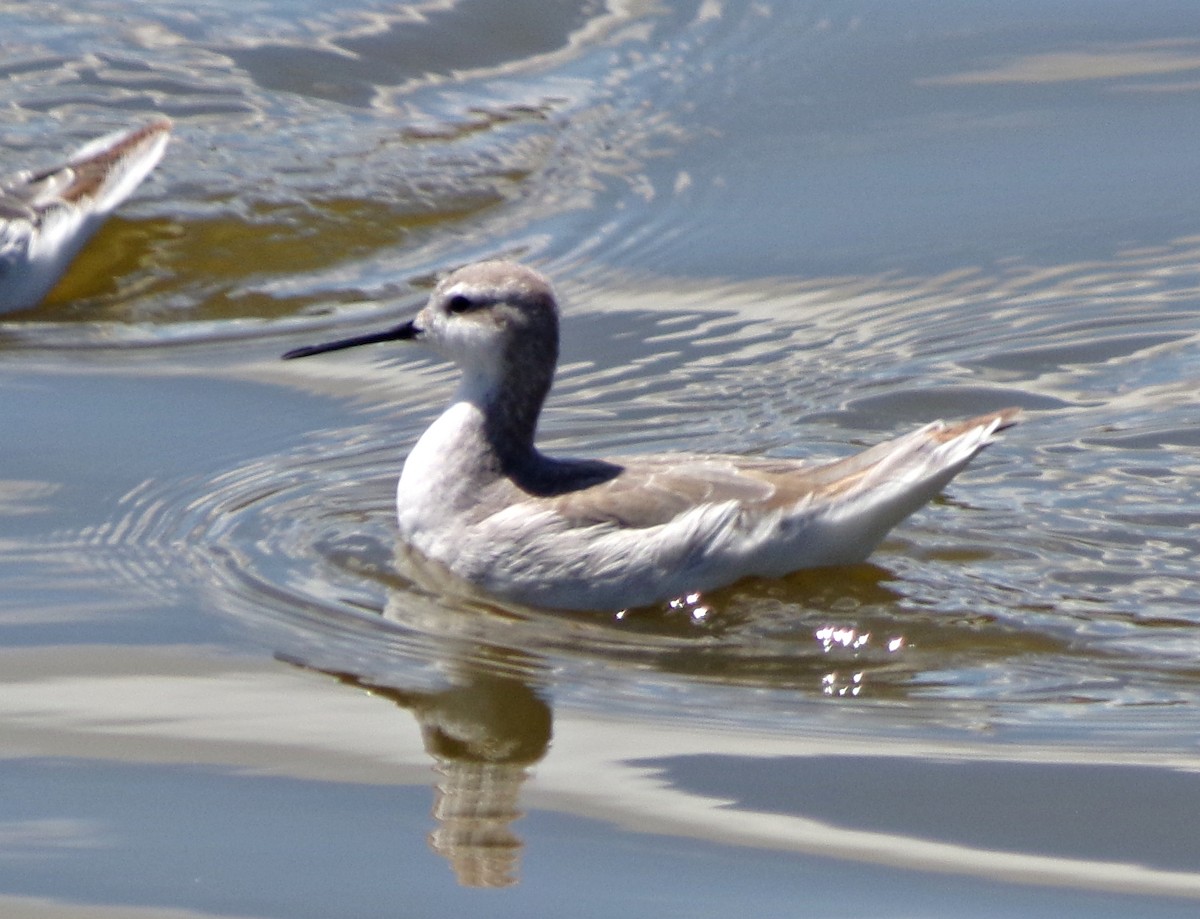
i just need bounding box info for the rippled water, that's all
[3,2,1200,916]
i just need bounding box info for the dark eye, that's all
[446,294,476,314]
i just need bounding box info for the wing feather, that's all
[483,408,1020,533]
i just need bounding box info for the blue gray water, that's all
[2,1,1200,916]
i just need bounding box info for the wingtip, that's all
[975,406,1021,433]
[115,117,173,161]
[57,117,173,213]
[67,117,172,166]
[927,407,1021,447]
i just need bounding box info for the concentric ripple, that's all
[75,399,1191,732]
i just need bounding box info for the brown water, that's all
[3,2,1200,916]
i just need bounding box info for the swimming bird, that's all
[283,261,1018,611]
[0,118,171,314]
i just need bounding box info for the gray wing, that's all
[543,453,794,528]
[510,408,1021,531]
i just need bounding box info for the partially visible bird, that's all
[0,118,171,313]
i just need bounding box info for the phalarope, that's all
[284,261,1018,611]
[0,118,171,314]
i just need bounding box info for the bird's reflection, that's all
[418,673,551,888]
[282,579,553,889]
[277,540,1009,887]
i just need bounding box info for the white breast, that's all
[396,400,487,543]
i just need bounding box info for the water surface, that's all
[2,1,1200,916]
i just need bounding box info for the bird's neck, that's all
[403,368,549,489]
[465,360,554,469]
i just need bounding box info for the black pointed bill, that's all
[281,319,420,360]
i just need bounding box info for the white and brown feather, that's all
[0,118,170,312]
